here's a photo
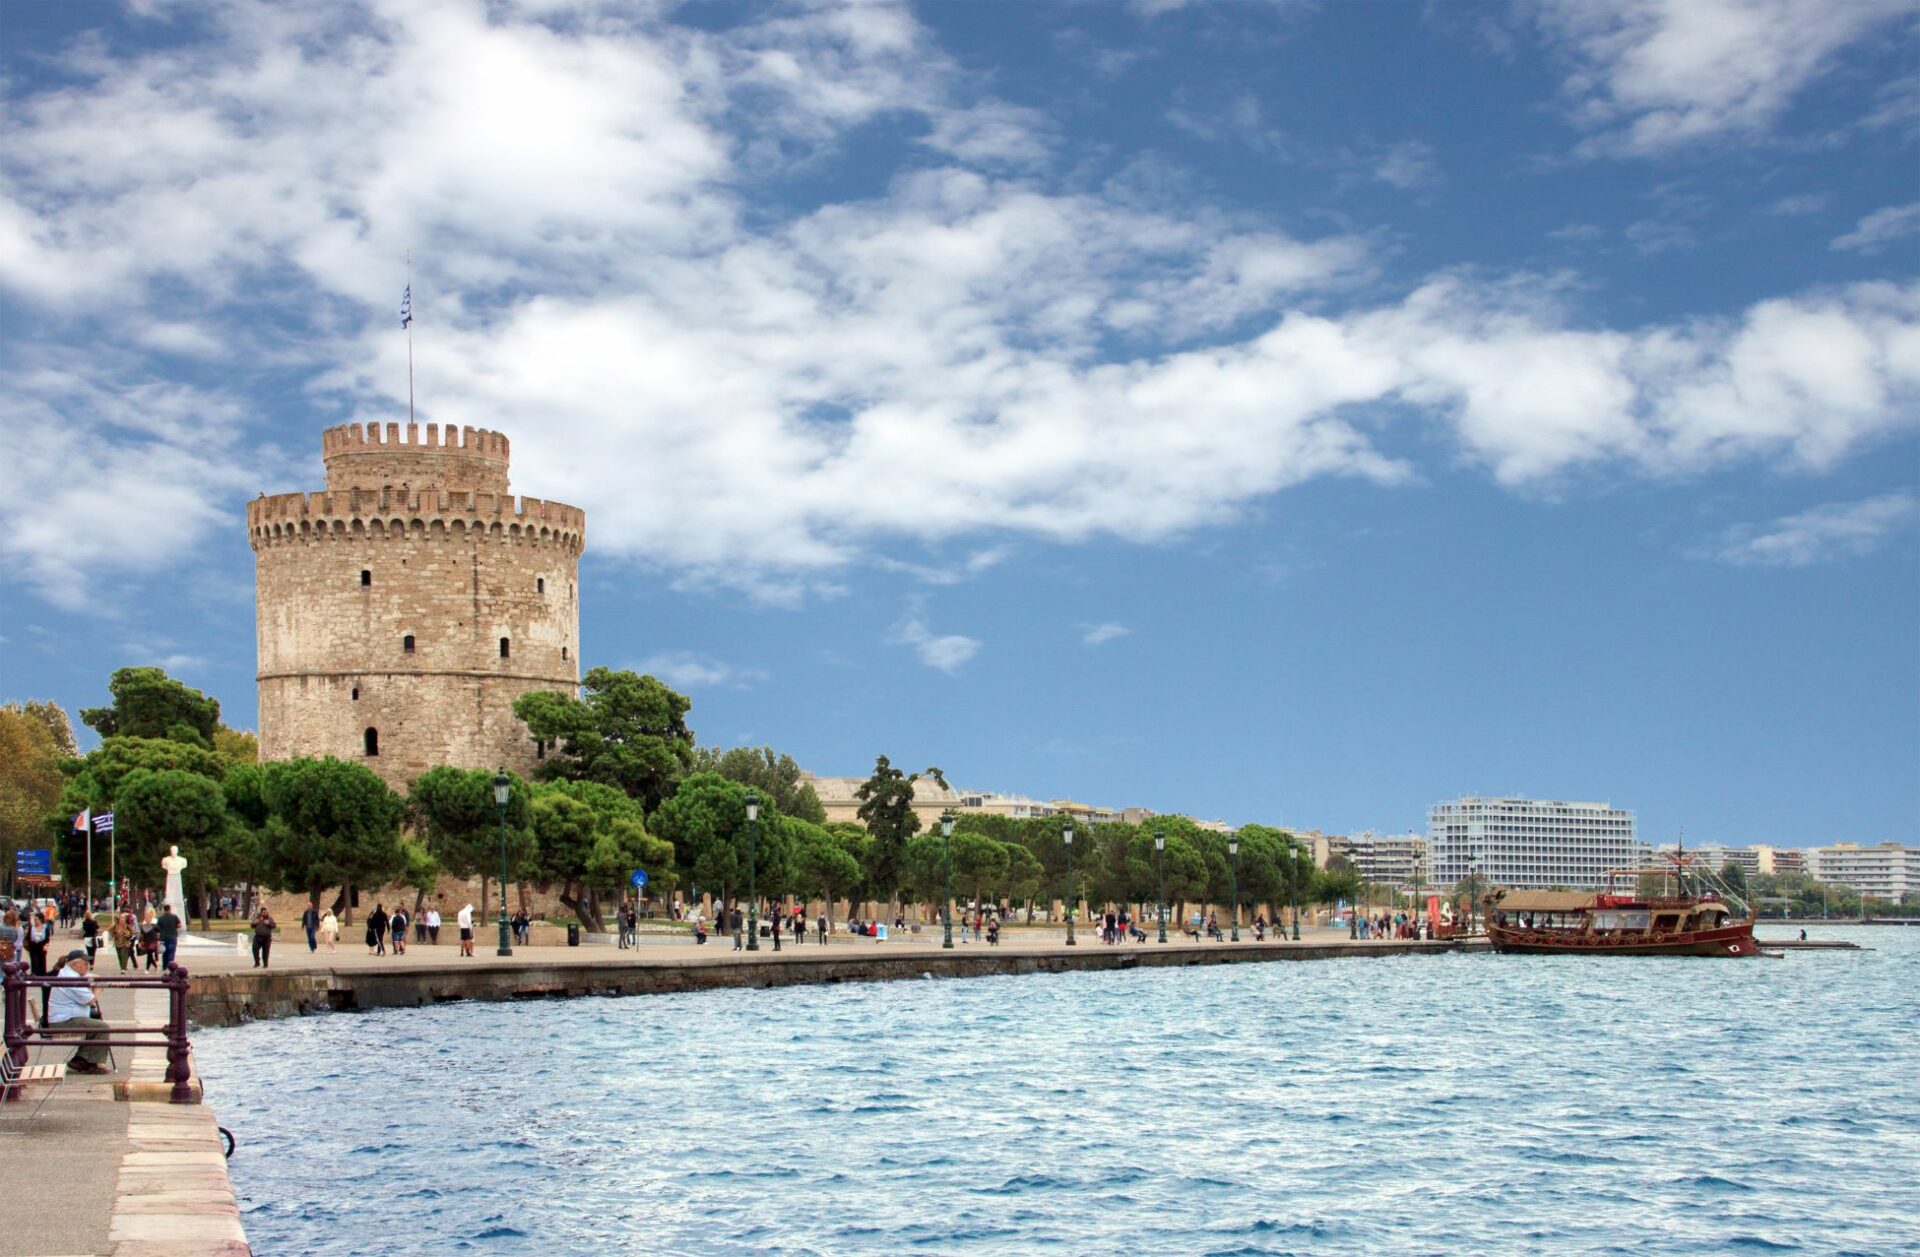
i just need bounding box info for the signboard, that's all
[14,849,52,876]
[630,869,650,889]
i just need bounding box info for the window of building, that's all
[500,637,511,659]
[364,727,379,756]
[535,738,545,760]
[561,645,568,660]
[351,687,359,701]
[537,577,545,594]
[403,634,415,654]
[360,569,371,586]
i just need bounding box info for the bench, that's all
[0,1054,67,1132]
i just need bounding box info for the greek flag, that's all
[401,284,412,329]
[93,812,114,834]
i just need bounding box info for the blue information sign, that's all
[630,869,649,888]
[14,849,52,875]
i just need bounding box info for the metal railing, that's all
[2,960,194,1104]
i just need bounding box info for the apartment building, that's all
[1429,797,1646,890]
[1804,843,1918,902]
[1346,831,1428,888]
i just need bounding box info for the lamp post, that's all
[941,810,956,950]
[1062,818,1076,946]
[492,768,512,957]
[1289,842,1301,941]
[1228,837,1240,942]
[1155,827,1168,944]
[745,790,760,952]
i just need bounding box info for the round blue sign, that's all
[630,869,649,888]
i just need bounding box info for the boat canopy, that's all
[1495,891,1595,913]
[1692,901,1733,916]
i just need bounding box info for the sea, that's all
[194,927,1920,1256]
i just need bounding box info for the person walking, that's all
[731,905,744,951]
[301,902,320,953]
[426,906,441,945]
[155,902,182,969]
[139,907,160,971]
[319,908,339,953]
[250,907,276,968]
[367,904,388,956]
[817,913,829,945]
[390,906,408,955]
[457,903,475,957]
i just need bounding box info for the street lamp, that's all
[941,810,956,950]
[744,790,760,952]
[1062,817,1076,946]
[1228,837,1240,942]
[492,768,513,957]
[1289,842,1301,941]
[1155,827,1167,944]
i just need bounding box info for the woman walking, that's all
[367,904,389,956]
[319,908,339,953]
[109,910,135,971]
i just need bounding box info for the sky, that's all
[0,0,1915,847]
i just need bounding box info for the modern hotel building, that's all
[1429,797,1648,890]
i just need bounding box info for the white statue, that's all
[161,845,188,918]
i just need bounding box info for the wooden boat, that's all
[1485,857,1761,957]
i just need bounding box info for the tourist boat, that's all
[1484,857,1761,957]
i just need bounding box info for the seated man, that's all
[48,948,112,1075]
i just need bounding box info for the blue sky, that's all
[1,0,1915,845]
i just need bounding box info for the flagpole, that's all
[406,252,415,425]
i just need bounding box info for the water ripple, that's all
[195,928,1920,1256]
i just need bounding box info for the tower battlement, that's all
[322,421,512,493]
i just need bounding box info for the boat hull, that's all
[1488,920,1761,957]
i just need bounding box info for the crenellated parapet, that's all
[248,487,585,553]
[322,421,513,493]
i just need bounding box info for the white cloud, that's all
[635,651,768,690]
[1081,622,1131,646]
[1832,202,1920,253]
[0,1,1916,610]
[1372,140,1440,190]
[1765,193,1829,217]
[1534,0,1910,155]
[1703,493,1917,567]
[889,603,981,672]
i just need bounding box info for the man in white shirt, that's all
[456,903,474,957]
[48,949,111,1074]
[425,907,442,945]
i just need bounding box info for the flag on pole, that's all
[93,812,114,834]
[401,284,412,328]
[71,808,90,834]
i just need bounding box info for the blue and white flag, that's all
[401,284,412,329]
[92,812,114,834]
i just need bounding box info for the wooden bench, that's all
[0,1053,67,1132]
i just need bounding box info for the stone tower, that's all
[248,421,584,788]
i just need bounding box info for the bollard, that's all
[2,961,26,1101]
[164,963,193,1104]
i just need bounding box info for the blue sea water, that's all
[195,929,1920,1256]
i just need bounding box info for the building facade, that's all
[1347,831,1429,888]
[1429,797,1646,890]
[1804,843,1918,902]
[249,421,584,788]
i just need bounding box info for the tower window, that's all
[535,738,546,760]
[363,727,379,757]
[561,645,568,661]
[351,687,359,701]
[360,569,371,586]
[537,577,545,594]
[500,637,511,659]
[403,634,415,654]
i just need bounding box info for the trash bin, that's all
[566,923,580,947]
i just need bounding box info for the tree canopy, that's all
[651,772,789,906]
[257,757,407,906]
[690,745,826,824]
[81,666,221,748]
[513,668,695,812]
[0,702,70,872]
[855,756,945,913]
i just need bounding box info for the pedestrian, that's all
[155,902,182,969]
[426,906,442,945]
[139,907,160,970]
[320,908,339,953]
[106,909,133,972]
[457,903,475,956]
[250,906,276,968]
[817,913,829,945]
[415,910,428,945]
[0,908,20,968]
[390,906,408,955]
[80,910,101,965]
[732,905,744,951]
[368,904,388,956]
[301,901,320,952]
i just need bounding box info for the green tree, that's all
[114,768,228,921]
[652,773,791,916]
[54,735,229,893]
[788,820,862,922]
[398,836,441,920]
[1231,824,1292,918]
[854,756,946,919]
[690,746,827,825]
[585,818,677,914]
[0,703,69,876]
[513,668,695,812]
[999,841,1044,911]
[212,727,259,766]
[80,667,220,748]
[257,757,406,918]
[407,766,534,923]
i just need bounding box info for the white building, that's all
[1429,797,1646,890]
[1347,831,1428,888]
[1804,843,1918,902]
